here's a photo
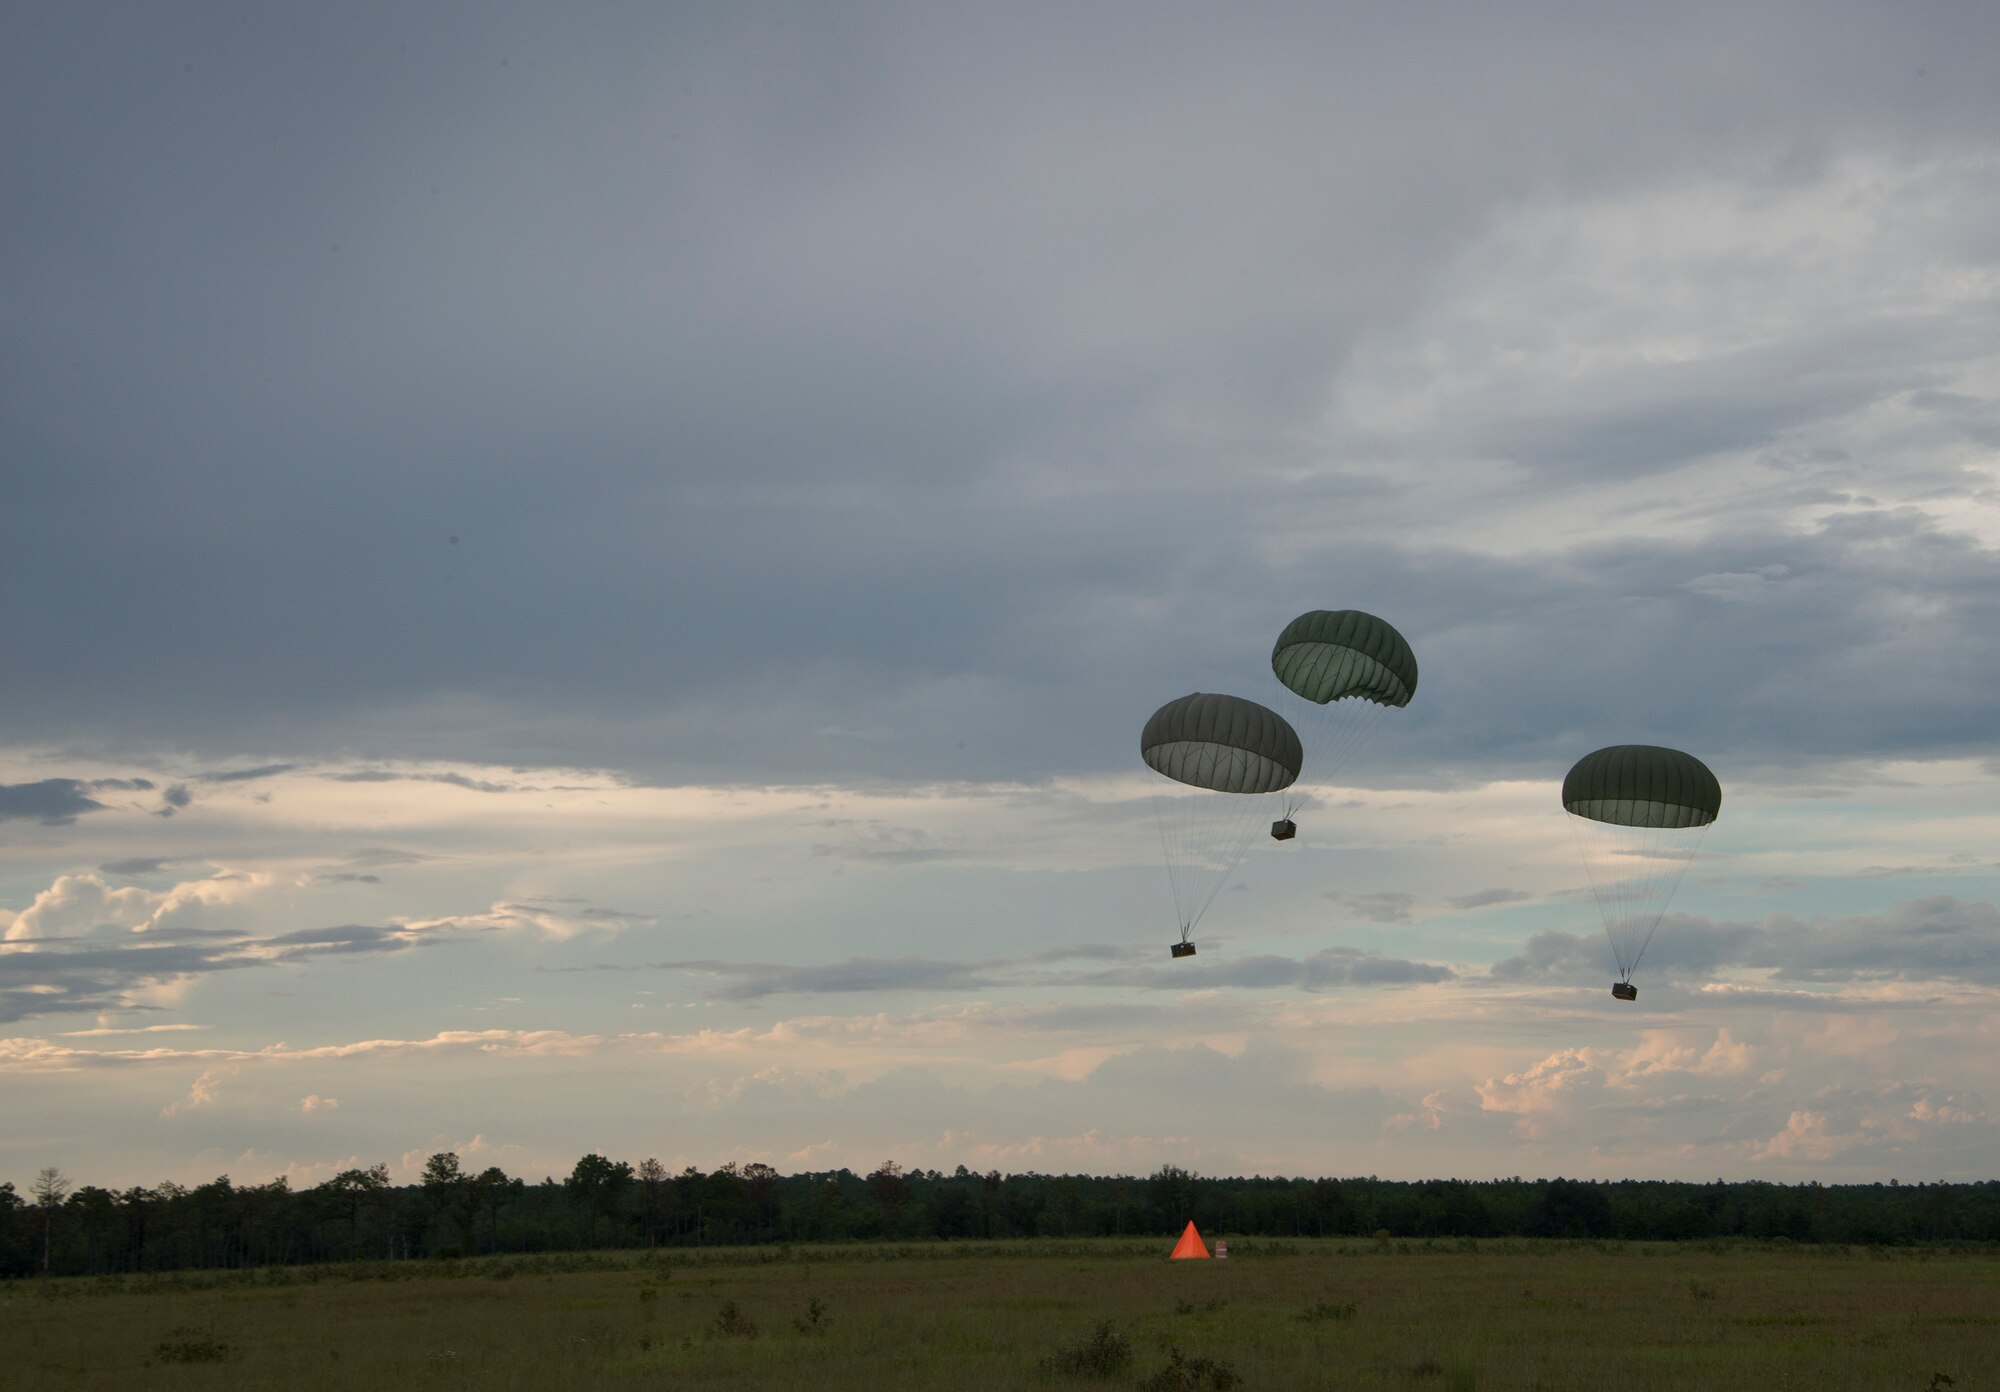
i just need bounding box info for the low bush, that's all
[152,1327,229,1364]
[793,1295,831,1335]
[1297,1299,1356,1322]
[714,1299,759,1337]
[1138,1345,1239,1390]
[1035,1320,1133,1379]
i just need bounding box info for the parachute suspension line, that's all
[1190,762,1281,932]
[1567,814,1706,983]
[1150,751,1285,939]
[1623,820,1710,979]
[1284,698,1391,821]
[1570,813,1650,980]
[1152,791,1191,937]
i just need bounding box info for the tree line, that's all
[4,1158,1997,1277]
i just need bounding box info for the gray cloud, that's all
[1324,891,1417,924]
[572,943,1452,998]
[344,847,436,867]
[0,780,108,825]
[1490,896,2000,987]
[0,921,475,1024]
[197,763,300,783]
[329,771,517,793]
[810,820,961,864]
[99,857,174,876]
[1449,888,1535,910]
[591,956,1014,1000]
[1,940,258,1024]
[263,923,475,957]
[1029,944,1131,964]
[1,5,1996,791]
[1094,947,1454,992]
[0,777,166,825]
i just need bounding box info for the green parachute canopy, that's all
[1141,692,1302,794]
[1267,609,1417,826]
[1560,744,1721,988]
[1271,610,1418,708]
[1562,745,1722,830]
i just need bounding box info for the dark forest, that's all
[7,1157,1998,1278]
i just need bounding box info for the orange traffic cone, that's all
[1167,1221,1210,1259]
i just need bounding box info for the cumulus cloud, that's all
[1477,1048,1603,1137]
[3,874,165,943]
[3,871,269,954]
[1752,1110,1858,1163]
[161,1067,229,1118]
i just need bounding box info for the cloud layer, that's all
[6,3,2000,1191]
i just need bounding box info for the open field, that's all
[5,1238,1997,1390]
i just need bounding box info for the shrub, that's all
[714,1299,759,1337]
[1035,1320,1133,1379]
[1138,1345,1240,1391]
[1297,1300,1356,1323]
[793,1296,831,1335]
[152,1327,229,1364]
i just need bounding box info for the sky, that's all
[5,1,2000,1193]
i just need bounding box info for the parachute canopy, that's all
[1271,610,1418,708]
[1267,610,1417,826]
[1141,692,1302,795]
[1562,745,1721,829]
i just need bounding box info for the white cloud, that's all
[3,870,265,943]
[1753,1110,1858,1163]
[161,1066,229,1118]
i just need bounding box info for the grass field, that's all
[5,1238,1996,1390]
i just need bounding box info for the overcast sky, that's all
[6,1,2000,1193]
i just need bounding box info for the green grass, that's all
[2,1238,1996,1389]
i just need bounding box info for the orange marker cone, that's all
[1168,1221,1211,1259]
